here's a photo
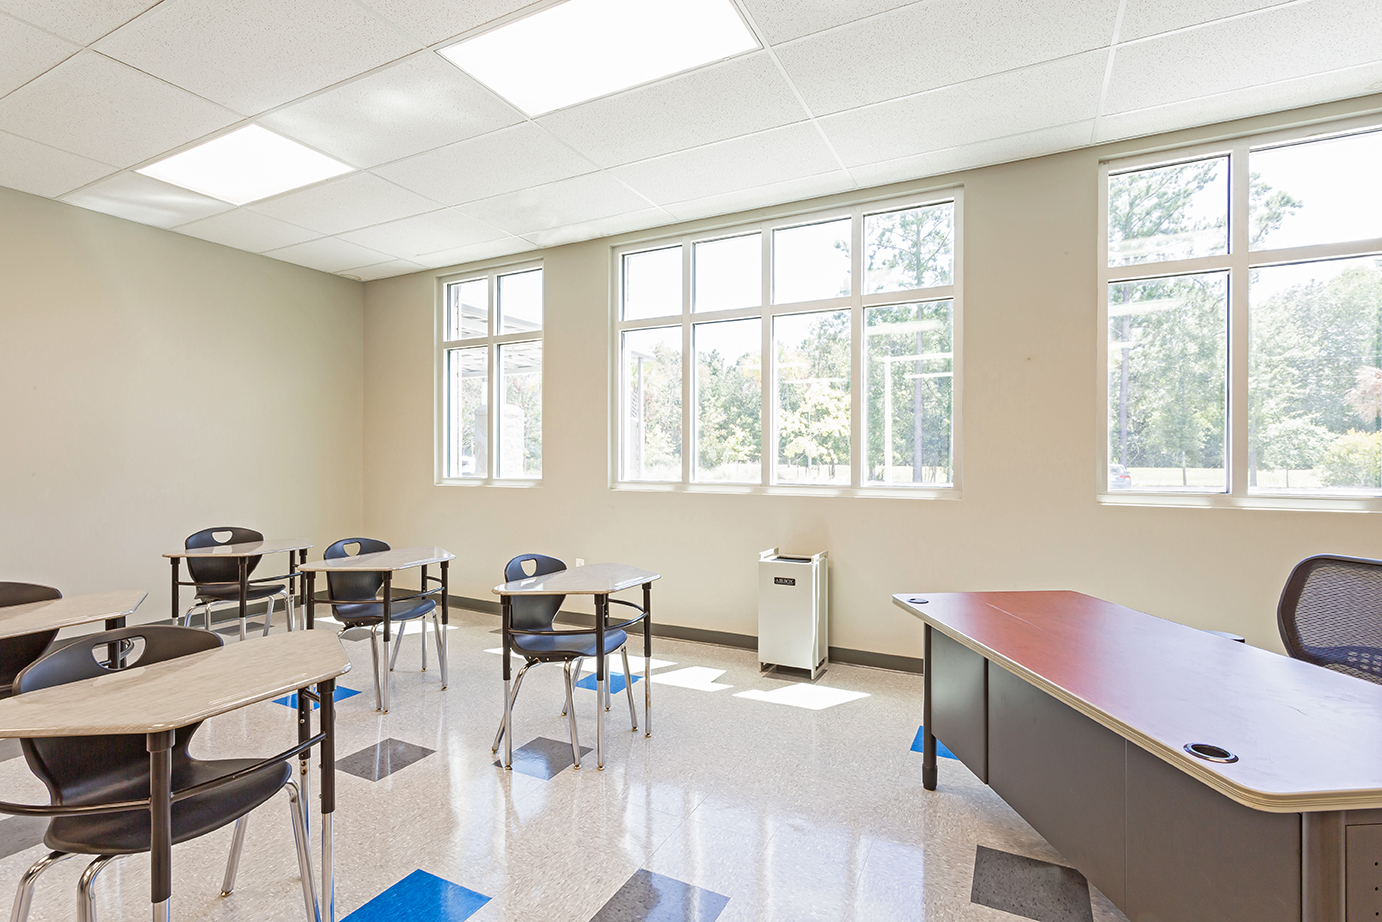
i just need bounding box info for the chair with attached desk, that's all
[1278,553,1382,684]
[492,554,638,769]
[0,583,60,699]
[6,625,318,922]
[183,527,294,640]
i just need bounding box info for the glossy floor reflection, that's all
[0,607,1132,921]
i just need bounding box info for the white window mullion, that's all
[849,206,864,488]
[1229,142,1252,496]
[760,224,773,486]
[682,243,694,485]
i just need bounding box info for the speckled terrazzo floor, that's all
[0,607,1131,922]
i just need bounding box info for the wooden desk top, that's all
[895,590,1382,813]
[0,631,350,737]
[297,546,454,573]
[164,538,312,559]
[493,563,660,596]
[0,591,146,641]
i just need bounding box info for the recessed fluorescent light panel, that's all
[439,0,759,116]
[137,126,354,205]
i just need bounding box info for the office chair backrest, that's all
[185,527,264,585]
[0,583,62,692]
[324,538,391,609]
[15,626,223,802]
[504,554,566,633]
[1279,554,1382,684]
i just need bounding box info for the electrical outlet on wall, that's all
[575,558,585,567]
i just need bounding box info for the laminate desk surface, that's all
[0,590,145,641]
[895,590,1382,813]
[493,563,660,596]
[163,538,312,558]
[298,546,454,573]
[0,630,350,737]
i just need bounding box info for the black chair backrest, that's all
[15,626,223,804]
[504,554,566,633]
[0,583,61,608]
[185,527,264,585]
[0,583,62,689]
[324,538,391,610]
[1279,554,1382,684]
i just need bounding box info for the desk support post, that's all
[320,677,337,922]
[381,573,392,714]
[238,557,249,638]
[169,558,179,623]
[501,595,513,770]
[104,616,127,669]
[297,684,312,840]
[1302,811,1345,922]
[922,623,937,791]
[643,582,652,738]
[306,572,316,630]
[148,729,174,922]
[440,560,449,690]
[596,593,606,771]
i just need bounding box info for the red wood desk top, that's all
[895,590,1382,813]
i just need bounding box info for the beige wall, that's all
[363,99,1382,658]
[0,187,365,625]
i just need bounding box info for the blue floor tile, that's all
[273,686,361,710]
[911,726,957,759]
[576,671,641,693]
[343,869,489,922]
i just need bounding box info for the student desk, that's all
[0,590,147,679]
[0,630,350,922]
[895,590,1382,922]
[164,538,312,628]
[493,563,659,770]
[299,546,452,713]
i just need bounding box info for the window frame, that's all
[611,188,965,498]
[1098,115,1382,510]
[435,259,545,487]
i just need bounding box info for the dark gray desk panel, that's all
[929,628,988,782]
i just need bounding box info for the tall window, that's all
[615,193,961,492]
[1101,124,1382,498]
[440,264,543,482]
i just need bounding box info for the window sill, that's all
[613,481,961,500]
[1098,491,1382,512]
[436,478,542,489]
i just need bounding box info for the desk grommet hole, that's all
[907,597,928,604]
[1184,742,1238,763]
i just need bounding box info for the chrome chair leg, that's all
[76,855,115,922]
[564,660,581,769]
[285,589,294,632]
[238,612,247,642]
[433,614,447,689]
[621,646,638,731]
[368,627,382,711]
[562,657,585,716]
[285,781,319,922]
[420,616,427,672]
[9,850,73,922]
[492,661,533,753]
[389,620,408,671]
[220,816,249,896]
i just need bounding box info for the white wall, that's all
[363,99,1382,657]
[0,187,365,624]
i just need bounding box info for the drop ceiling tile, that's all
[374,122,598,205]
[60,171,233,227]
[536,52,810,167]
[1106,0,1382,114]
[819,52,1107,167]
[775,0,1121,115]
[258,53,523,169]
[0,131,116,198]
[0,51,238,167]
[661,170,856,222]
[249,172,440,236]
[174,208,321,252]
[357,0,542,45]
[339,259,425,281]
[264,237,392,274]
[0,0,158,45]
[611,123,841,206]
[0,14,78,97]
[847,121,1095,188]
[460,172,655,236]
[521,208,671,248]
[1119,0,1296,42]
[738,0,917,44]
[338,208,507,257]
[412,236,535,270]
[93,0,420,116]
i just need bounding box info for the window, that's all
[614,193,961,492]
[1101,124,1382,499]
[440,264,543,482]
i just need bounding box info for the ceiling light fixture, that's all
[137,125,354,205]
[439,0,759,117]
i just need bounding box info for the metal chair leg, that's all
[10,851,73,922]
[220,816,249,896]
[285,781,319,922]
[420,616,427,672]
[492,661,533,753]
[621,646,638,731]
[562,657,585,716]
[238,612,247,642]
[564,660,581,769]
[389,620,408,671]
[285,589,294,632]
[76,855,115,922]
[369,627,382,711]
[433,614,447,689]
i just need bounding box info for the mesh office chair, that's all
[493,554,637,769]
[7,626,316,922]
[183,527,293,640]
[1278,554,1382,684]
[0,582,61,699]
[323,538,442,712]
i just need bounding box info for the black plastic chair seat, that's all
[45,758,291,856]
[333,597,435,626]
[193,582,287,603]
[512,628,628,659]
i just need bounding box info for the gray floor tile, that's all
[971,845,1093,922]
[494,736,591,780]
[0,737,21,762]
[337,738,436,782]
[0,815,48,860]
[590,869,728,922]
